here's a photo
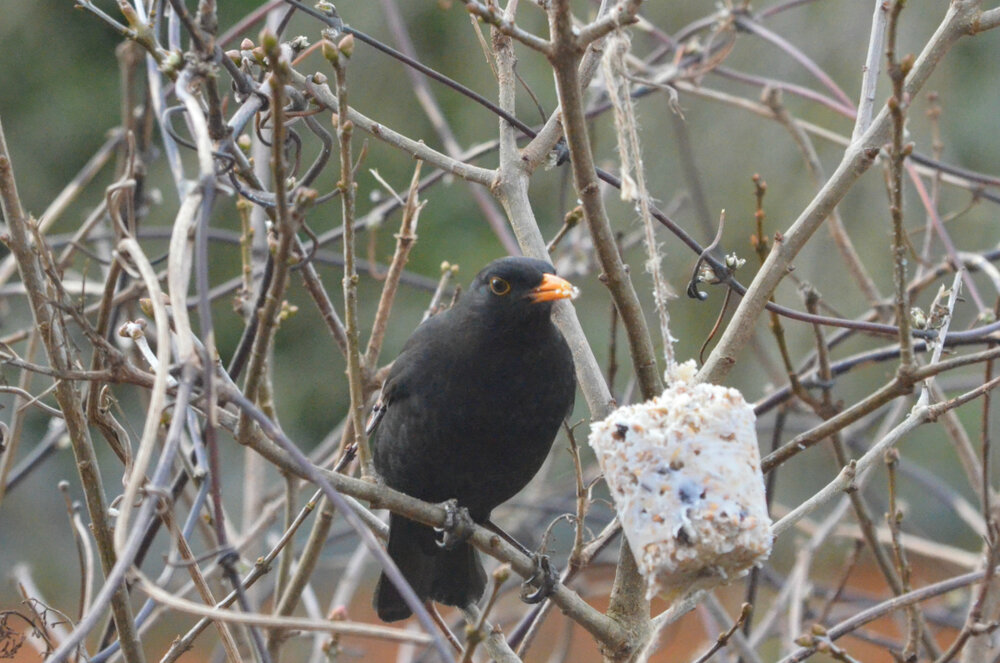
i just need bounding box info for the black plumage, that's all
[369,256,577,622]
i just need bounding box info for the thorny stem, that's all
[566,422,588,572]
[363,161,423,373]
[885,449,921,659]
[330,40,372,477]
[887,0,915,371]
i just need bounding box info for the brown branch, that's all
[328,36,372,476]
[0,118,146,663]
[363,161,423,373]
[223,383,631,652]
[886,0,915,370]
[547,2,657,659]
[780,566,995,663]
[698,0,988,385]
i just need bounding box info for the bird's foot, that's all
[520,553,557,604]
[435,499,475,549]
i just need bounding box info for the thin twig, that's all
[698,0,989,384]
[363,161,423,373]
[328,36,373,477]
[0,117,146,663]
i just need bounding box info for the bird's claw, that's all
[435,499,475,549]
[520,553,556,603]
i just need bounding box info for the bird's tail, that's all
[373,513,487,622]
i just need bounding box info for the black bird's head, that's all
[463,256,578,325]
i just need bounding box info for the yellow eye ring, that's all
[489,276,511,296]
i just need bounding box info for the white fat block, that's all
[589,362,773,598]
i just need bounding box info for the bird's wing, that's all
[365,312,451,436]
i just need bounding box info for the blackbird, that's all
[369,256,577,622]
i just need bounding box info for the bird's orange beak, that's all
[528,273,579,303]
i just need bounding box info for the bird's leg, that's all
[435,499,476,549]
[483,521,558,604]
[520,553,557,603]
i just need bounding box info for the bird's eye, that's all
[489,276,511,296]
